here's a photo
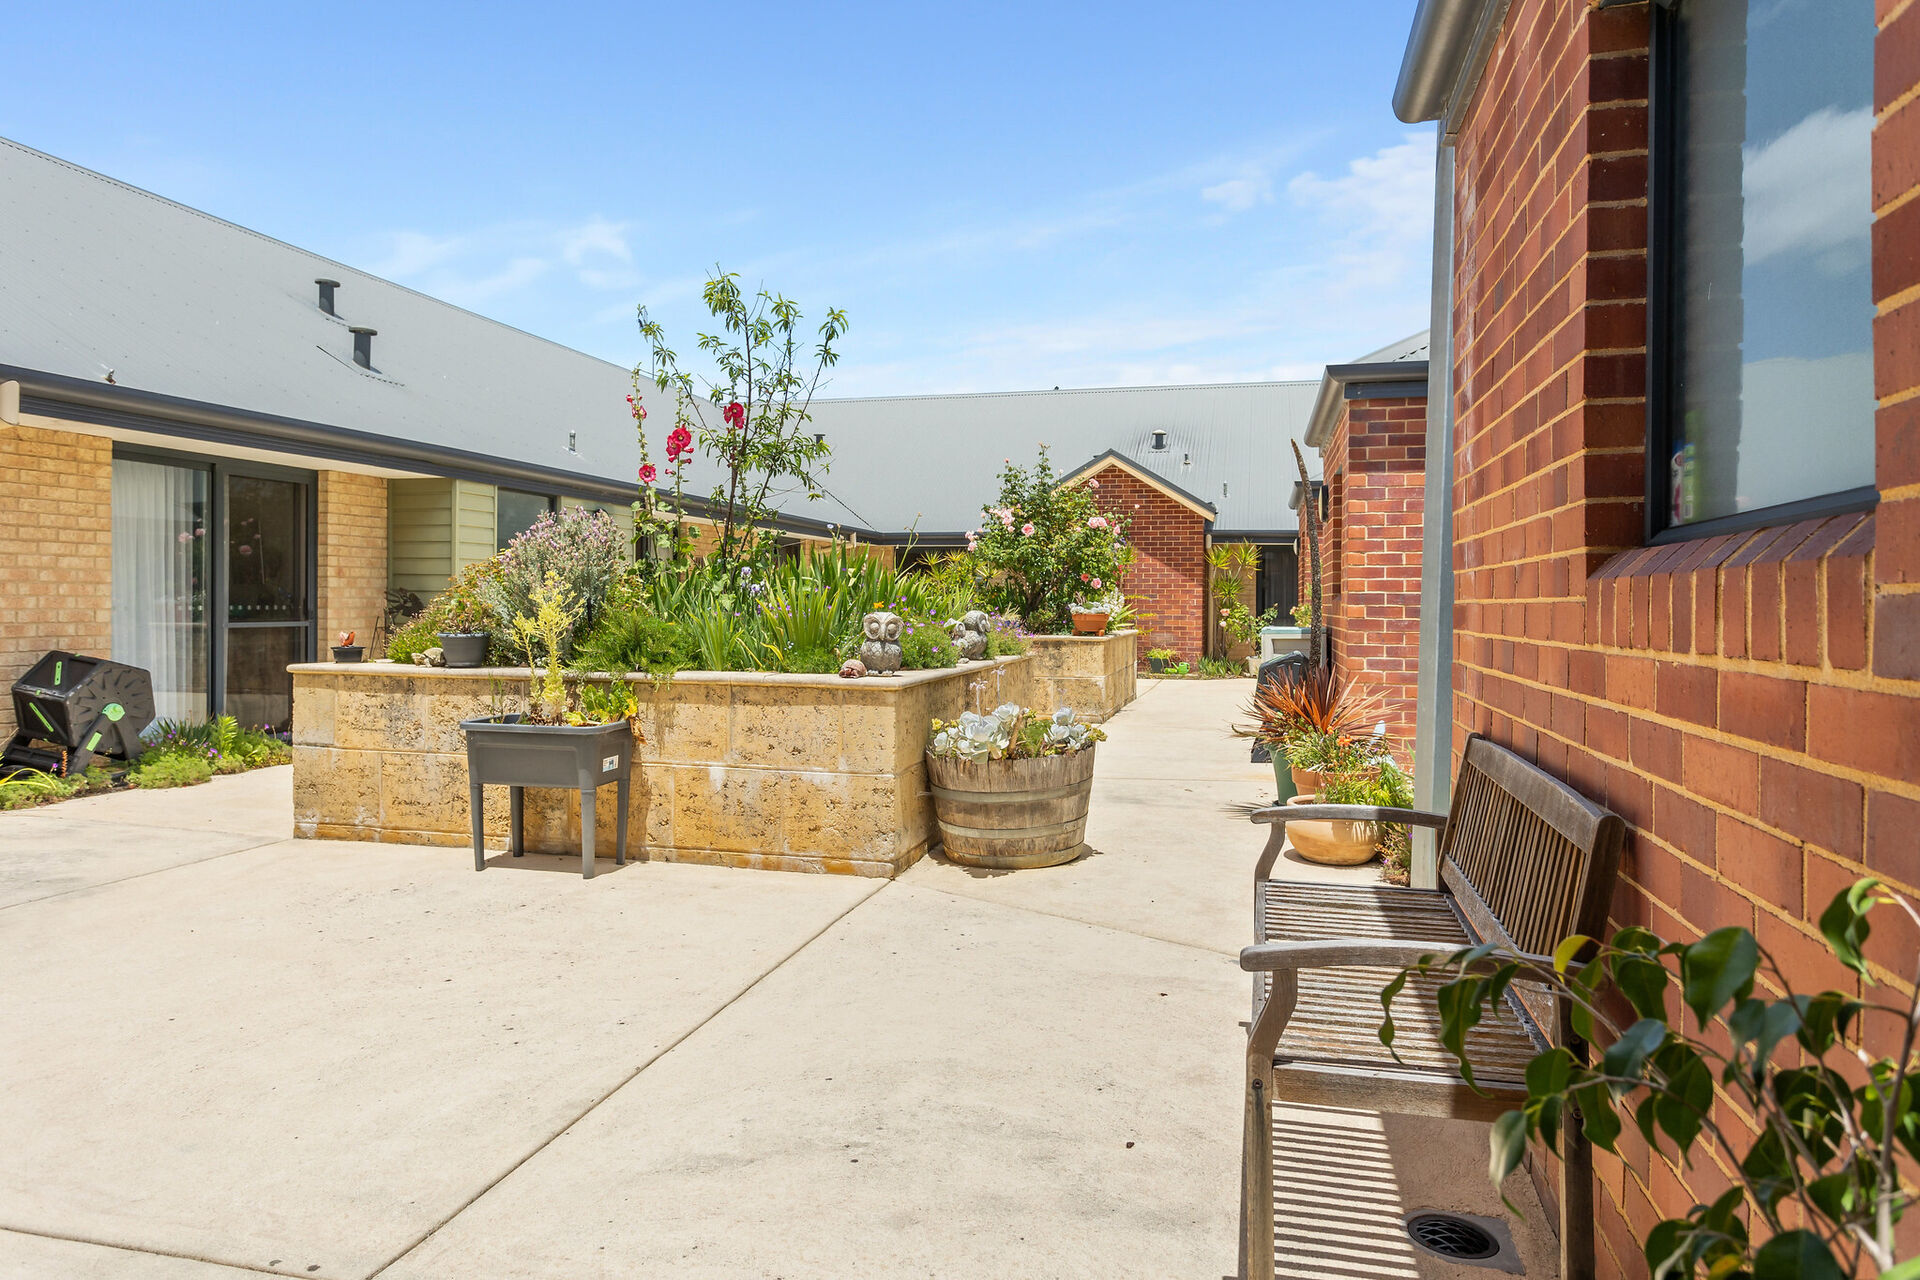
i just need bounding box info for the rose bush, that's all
[969,446,1128,634]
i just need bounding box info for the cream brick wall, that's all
[317,472,388,651]
[0,424,114,738]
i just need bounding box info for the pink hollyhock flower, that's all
[639,464,657,484]
[1021,522,1035,536]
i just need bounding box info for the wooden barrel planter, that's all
[925,749,1096,869]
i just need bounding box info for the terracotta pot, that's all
[1071,611,1110,636]
[1289,765,1324,797]
[1283,794,1379,866]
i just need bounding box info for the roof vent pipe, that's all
[1150,429,1168,451]
[349,327,377,369]
[315,278,340,316]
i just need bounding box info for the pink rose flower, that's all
[1021,522,1035,536]
[1091,578,1102,589]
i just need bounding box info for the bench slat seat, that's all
[1260,885,1545,1089]
[1237,734,1625,1280]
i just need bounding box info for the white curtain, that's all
[111,459,208,723]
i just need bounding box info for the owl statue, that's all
[949,610,990,661]
[858,612,904,675]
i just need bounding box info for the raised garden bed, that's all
[1024,630,1138,722]
[290,655,1032,878]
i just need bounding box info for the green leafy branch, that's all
[1380,879,1919,1279]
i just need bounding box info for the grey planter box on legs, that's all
[460,715,633,877]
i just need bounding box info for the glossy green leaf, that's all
[1490,1109,1527,1191]
[1574,1079,1622,1152]
[1615,953,1673,1020]
[1752,1230,1844,1280]
[1378,970,1407,1060]
[1602,1018,1669,1088]
[1816,877,1880,982]
[1653,1043,1712,1154]
[1681,928,1760,1028]
[1436,977,1488,1089]
[1554,933,1592,975]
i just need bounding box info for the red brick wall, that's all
[1088,463,1208,662]
[0,424,114,738]
[1448,1,1920,1275]
[1316,396,1427,750]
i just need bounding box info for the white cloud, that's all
[559,216,632,266]
[1201,168,1274,214]
[1742,106,1872,271]
[366,230,464,278]
[436,256,548,305]
[1287,134,1433,237]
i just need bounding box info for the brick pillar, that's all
[317,472,389,651]
[0,424,113,737]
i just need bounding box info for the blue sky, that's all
[4,2,1435,396]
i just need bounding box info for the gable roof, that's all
[1058,449,1219,520]
[2,135,1340,542]
[1304,329,1431,448]
[802,378,1319,538]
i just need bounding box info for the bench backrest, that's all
[1438,734,1626,976]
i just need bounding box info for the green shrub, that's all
[477,509,625,660]
[0,767,79,809]
[1322,753,1415,884]
[970,446,1129,634]
[899,616,958,669]
[573,608,697,682]
[127,753,214,789]
[386,614,439,662]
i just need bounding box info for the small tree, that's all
[1384,879,1919,1279]
[634,270,848,568]
[969,447,1128,634]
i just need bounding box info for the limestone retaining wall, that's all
[1025,631,1138,721]
[289,656,1032,878]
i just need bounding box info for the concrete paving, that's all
[0,678,1548,1279]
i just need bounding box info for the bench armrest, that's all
[1240,937,1560,975]
[1249,804,1449,828]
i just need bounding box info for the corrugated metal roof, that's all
[1,136,1322,539]
[0,136,673,497]
[1351,330,1430,364]
[804,380,1320,536]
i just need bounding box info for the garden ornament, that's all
[413,646,447,667]
[839,658,867,679]
[949,610,990,661]
[858,612,903,675]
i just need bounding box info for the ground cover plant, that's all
[0,714,290,809]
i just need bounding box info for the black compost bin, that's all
[1249,652,1312,764]
[4,651,156,774]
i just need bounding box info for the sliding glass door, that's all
[223,473,311,731]
[111,458,211,722]
[111,448,314,732]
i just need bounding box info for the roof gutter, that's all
[2,363,875,541]
[1393,0,1506,126]
[1303,361,1431,449]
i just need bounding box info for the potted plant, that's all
[1070,587,1124,636]
[459,572,640,878]
[1243,665,1383,804]
[436,594,494,669]
[1146,646,1176,674]
[926,702,1105,869]
[331,630,364,663]
[1281,744,1411,867]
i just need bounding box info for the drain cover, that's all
[1406,1212,1500,1261]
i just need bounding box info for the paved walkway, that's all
[0,679,1549,1279]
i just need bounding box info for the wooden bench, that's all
[1237,733,1625,1280]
